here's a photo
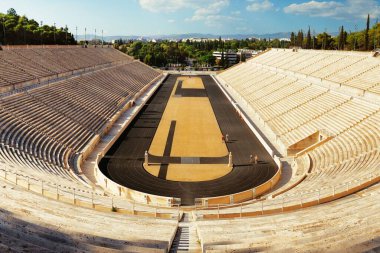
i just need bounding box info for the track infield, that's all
[99,75,277,205]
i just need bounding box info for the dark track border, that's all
[158,121,176,179]
[175,80,207,97]
[99,74,278,205]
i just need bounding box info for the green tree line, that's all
[290,15,380,51]
[0,8,76,45]
[116,37,290,69]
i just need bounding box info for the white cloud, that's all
[138,0,236,27]
[195,14,241,27]
[167,19,175,23]
[187,0,228,19]
[138,0,228,13]
[246,0,274,12]
[284,0,380,19]
[138,0,192,13]
[178,0,241,27]
[186,13,240,27]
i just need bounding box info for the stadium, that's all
[0,2,379,253]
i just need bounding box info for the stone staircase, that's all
[170,213,201,253]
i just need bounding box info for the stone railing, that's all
[195,156,282,207]
[0,164,181,220]
[194,171,379,220]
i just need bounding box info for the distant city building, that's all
[237,49,262,60]
[249,37,262,41]
[213,51,238,64]
[112,39,127,44]
[185,37,235,43]
[186,38,218,42]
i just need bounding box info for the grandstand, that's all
[0,46,379,252]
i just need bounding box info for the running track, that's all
[99,75,278,205]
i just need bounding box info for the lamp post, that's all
[65,25,68,45]
[53,22,56,44]
[2,17,6,45]
[354,24,358,51]
[40,21,43,45]
[102,29,104,47]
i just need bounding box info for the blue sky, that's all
[0,0,379,36]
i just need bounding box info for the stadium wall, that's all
[195,158,282,206]
[212,75,280,157]
[0,166,180,219]
[80,73,181,207]
[71,61,157,172]
[197,173,380,219]
[215,74,289,155]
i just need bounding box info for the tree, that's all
[0,15,5,44]
[7,8,17,16]
[297,30,304,47]
[338,26,347,50]
[128,41,143,58]
[198,52,215,66]
[144,54,153,65]
[0,9,76,45]
[365,14,370,50]
[312,32,317,49]
[374,21,380,49]
[290,32,295,47]
[315,32,333,50]
[323,32,328,49]
[221,50,225,68]
[240,53,246,62]
[306,27,312,49]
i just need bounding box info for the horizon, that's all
[74,32,295,41]
[0,0,379,37]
